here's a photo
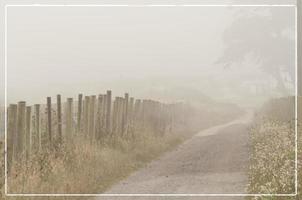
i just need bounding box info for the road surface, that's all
[97,111,253,200]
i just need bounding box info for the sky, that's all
[0,0,297,106]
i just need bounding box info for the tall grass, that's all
[6,132,183,197]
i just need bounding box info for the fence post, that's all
[112,97,118,135]
[34,104,40,151]
[88,95,96,141]
[96,95,104,140]
[77,94,83,134]
[122,93,129,136]
[47,97,52,143]
[128,97,134,133]
[134,99,141,132]
[16,101,26,157]
[57,95,62,142]
[106,90,112,135]
[115,98,121,135]
[7,104,17,170]
[129,97,134,120]
[102,94,107,134]
[83,96,90,136]
[66,98,73,138]
[118,97,124,136]
[25,106,31,159]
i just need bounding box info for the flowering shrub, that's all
[248,121,295,195]
[248,96,301,199]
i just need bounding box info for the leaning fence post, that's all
[47,97,52,143]
[7,104,17,170]
[57,95,62,142]
[16,101,26,157]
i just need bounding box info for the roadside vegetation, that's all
[0,102,242,200]
[247,96,301,200]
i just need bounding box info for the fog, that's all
[0,0,296,107]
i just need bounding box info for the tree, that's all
[217,7,295,95]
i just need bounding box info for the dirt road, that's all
[97,111,253,200]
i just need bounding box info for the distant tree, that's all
[217,7,295,95]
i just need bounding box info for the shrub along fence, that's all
[6,90,188,171]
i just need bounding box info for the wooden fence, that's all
[6,90,184,169]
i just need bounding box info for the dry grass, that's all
[4,131,183,199]
[0,103,243,200]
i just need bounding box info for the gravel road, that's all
[97,111,253,200]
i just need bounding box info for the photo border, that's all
[4,3,298,197]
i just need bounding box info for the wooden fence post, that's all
[128,97,134,134]
[134,99,141,132]
[96,95,104,140]
[7,104,17,170]
[83,96,90,136]
[57,95,62,142]
[118,97,125,136]
[122,93,129,136]
[16,101,26,157]
[33,104,40,151]
[112,97,118,135]
[129,97,134,121]
[47,97,52,143]
[66,98,73,138]
[25,106,31,159]
[88,95,96,141]
[77,94,83,133]
[106,90,112,135]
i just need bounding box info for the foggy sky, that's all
[0,0,296,106]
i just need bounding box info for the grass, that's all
[0,102,243,199]
[5,131,183,198]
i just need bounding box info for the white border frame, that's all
[4,3,298,197]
